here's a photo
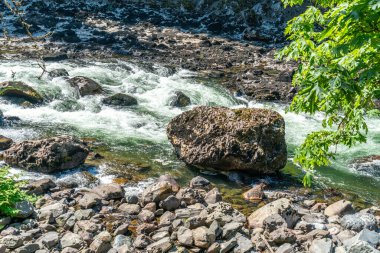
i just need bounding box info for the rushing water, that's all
[0,59,379,205]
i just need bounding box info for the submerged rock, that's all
[48,69,69,78]
[102,93,138,107]
[68,76,103,96]
[0,135,13,150]
[0,81,43,104]
[167,106,287,174]
[169,91,191,107]
[350,155,380,177]
[3,136,89,173]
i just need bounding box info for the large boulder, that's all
[0,81,43,104]
[68,76,103,96]
[167,106,287,174]
[3,136,89,173]
[0,135,13,150]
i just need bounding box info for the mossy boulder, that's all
[0,81,43,104]
[102,93,138,107]
[167,106,287,174]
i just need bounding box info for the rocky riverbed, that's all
[0,175,380,253]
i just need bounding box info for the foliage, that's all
[0,166,35,217]
[278,0,380,180]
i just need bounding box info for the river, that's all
[0,59,379,207]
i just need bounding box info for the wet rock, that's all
[14,201,34,218]
[68,76,103,96]
[248,198,299,228]
[309,238,333,253]
[125,195,139,204]
[193,226,215,249]
[167,106,287,174]
[160,195,180,211]
[3,136,89,173]
[0,81,43,104]
[341,213,377,232]
[102,93,138,107]
[48,69,69,78]
[53,99,84,112]
[42,53,68,62]
[0,135,13,150]
[190,176,211,190]
[60,232,84,249]
[93,183,125,200]
[325,200,355,217]
[243,183,266,201]
[169,91,191,107]
[26,179,56,195]
[177,226,193,246]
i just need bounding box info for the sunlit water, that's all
[0,60,379,203]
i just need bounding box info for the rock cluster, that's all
[167,106,287,174]
[0,175,379,253]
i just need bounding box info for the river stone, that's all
[60,232,84,249]
[146,237,172,253]
[248,198,299,228]
[27,178,56,195]
[177,226,193,246]
[102,93,138,107]
[3,136,89,173]
[199,202,246,226]
[133,234,152,249]
[93,183,125,200]
[275,243,294,253]
[68,76,103,96]
[14,201,34,218]
[192,226,216,249]
[0,135,13,150]
[112,235,132,249]
[141,181,177,205]
[48,69,69,78]
[0,81,43,104]
[0,235,23,249]
[325,200,355,217]
[341,213,377,231]
[204,188,223,204]
[39,202,68,222]
[169,91,191,107]
[118,203,141,215]
[14,243,40,253]
[167,106,287,173]
[40,232,59,248]
[160,195,180,211]
[309,238,333,253]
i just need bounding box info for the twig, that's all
[37,59,47,79]
[260,234,275,253]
